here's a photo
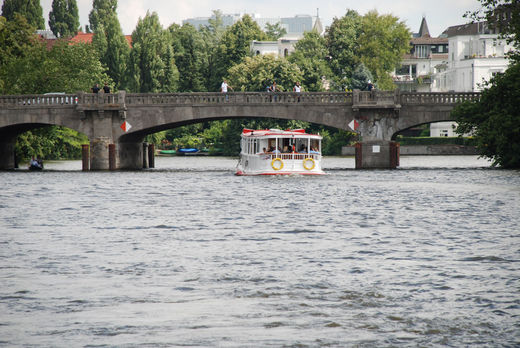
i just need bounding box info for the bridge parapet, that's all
[0,94,78,107]
[124,92,353,105]
[400,92,480,105]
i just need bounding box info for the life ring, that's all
[271,158,284,170]
[303,157,315,170]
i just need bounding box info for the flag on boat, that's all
[120,121,132,132]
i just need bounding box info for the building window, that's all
[415,45,430,58]
[396,64,416,77]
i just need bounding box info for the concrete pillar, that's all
[0,140,16,170]
[142,142,149,169]
[355,140,400,169]
[109,144,116,171]
[148,144,155,168]
[81,144,90,171]
[90,137,110,170]
[118,142,143,170]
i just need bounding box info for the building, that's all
[183,12,323,38]
[393,17,448,92]
[249,12,323,58]
[433,21,514,92]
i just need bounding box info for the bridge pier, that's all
[0,139,16,170]
[90,137,111,170]
[118,142,144,170]
[355,140,400,169]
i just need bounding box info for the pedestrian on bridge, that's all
[221,79,233,101]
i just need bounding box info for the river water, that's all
[1,156,519,347]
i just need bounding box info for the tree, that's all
[199,10,226,91]
[227,54,303,92]
[212,15,267,90]
[0,40,110,94]
[89,0,129,89]
[127,11,179,93]
[358,10,410,90]
[49,0,80,38]
[349,62,374,90]
[169,23,207,92]
[0,14,35,67]
[288,31,332,91]
[265,22,287,40]
[453,0,520,168]
[453,63,520,168]
[1,0,44,29]
[325,10,362,89]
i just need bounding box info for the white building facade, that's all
[433,22,514,92]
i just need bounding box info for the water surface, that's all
[1,156,519,347]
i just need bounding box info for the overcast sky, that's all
[34,0,481,37]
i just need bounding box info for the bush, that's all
[396,136,476,146]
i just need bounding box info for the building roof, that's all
[418,17,430,37]
[442,21,498,37]
[69,32,133,46]
[411,36,448,45]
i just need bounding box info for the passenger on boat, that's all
[282,145,290,153]
[310,147,319,154]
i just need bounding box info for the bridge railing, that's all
[0,94,78,106]
[400,92,481,105]
[125,92,353,105]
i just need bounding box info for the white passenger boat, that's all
[236,128,325,175]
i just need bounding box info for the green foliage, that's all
[88,0,117,32]
[127,11,179,93]
[89,0,129,89]
[15,126,88,161]
[227,54,303,92]
[288,31,332,91]
[169,23,207,92]
[396,136,477,146]
[211,15,267,90]
[453,62,520,168]
[0,40,110,94]
[49,0,80,38]
[349,62,373,90]
[265,22,287,40]
[325,9,410,90]
[320,129,356,155]
[0,14,35,75]
[325,10,362,89]
[1,0,44,29]
[358,11,411,90]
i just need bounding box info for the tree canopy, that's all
[49,0,80,38]
[1,0,44,29]
[127,11,178,93]
[89,0,129,89]
[453,0,520,168]
[227,54,303,92]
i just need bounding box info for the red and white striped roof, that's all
[241,129,321,138]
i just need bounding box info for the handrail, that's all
[0,91,481,108]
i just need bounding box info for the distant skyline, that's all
[33,0,481,37]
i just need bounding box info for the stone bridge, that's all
[0,90,479,170]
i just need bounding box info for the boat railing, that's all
[259,153,321,161]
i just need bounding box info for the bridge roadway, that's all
[0,90,480,170]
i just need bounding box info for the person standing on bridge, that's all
[103,82,110,94]
[91,83,100,93]
[221,79,233,101]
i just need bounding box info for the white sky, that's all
[32,0,481,37]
